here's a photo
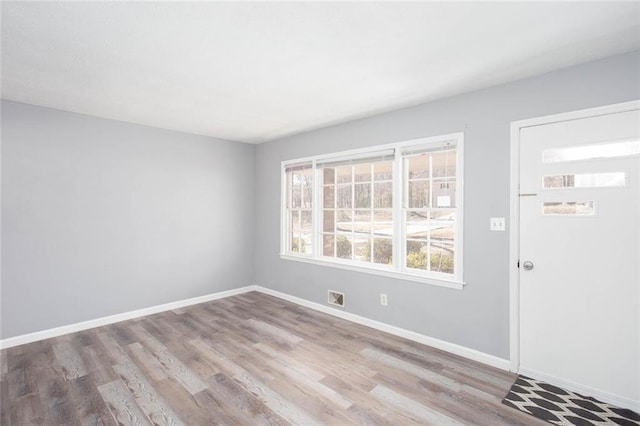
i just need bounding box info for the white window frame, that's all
[280,132,465,290]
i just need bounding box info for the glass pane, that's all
[408,180,429,208]
[408,156,429,179]
[336,209,352,221]
[291,233,303,253]
[354,237,371,262]
[354,163,372,182]
[430,247,454,274]
[406,210,429,241]
[542,201,595,216]
[323,168,335,185]
[337,185,352,208]
[323,234,334,257]
[336,235,352,259]
[336,166,352,184]
[301,211,312,233]
[286,172,292,208]
[354,183,371,208]
[373,210,393,237]
[291,184,302,208]
[323,185,335,208]
[374,161,393,181]
[432,150,456,178]
[431,179,456,208]
[543,139,640,163]
[373,238,393,265]
[323,210,335,233]
[406,240,427,270]
[336,210,353,232]
[353,211,372,234]
[543,172,626,188]
[301,170,313,209]
[290,210,300,230]
[374,182,392,208]
[430,220,454,252]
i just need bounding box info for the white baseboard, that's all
[520,367,640,413]
[254,286,511,371]
[0,285,257,349]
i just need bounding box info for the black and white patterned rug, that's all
[502,375,640,425]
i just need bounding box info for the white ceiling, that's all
[2,2,639,143]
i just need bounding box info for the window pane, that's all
[290,210,300,230]
[408,180,429,208]
[301,211,312,233]
[432,180,455,208]
[542,201,595,216]
[373,210,393,237]
[323,234,334,257]
[336,235,352,259]
[408,156,429,179]
[432,150,456,178]
[354,209,372,234]
[301,170,313,208]
[406,211,429,241]
[354,183,371,208]
[323,168,335,185]
[542,139,640,163]
[323,185,335,208]
[543,172,626,188]
[323,210,335,232]
[406,240,427,270]
[354,163,372,182]
[291,184,302,208]
[374,182,392,208]
[336,166,352,184]
[431,219,454,251]
[336,210,353,231]
[373,238,393,265]
[291,233,304,253]
[337,185,352,208]
[374,162,393,181]
[354,237,371,262]
[430,248,454,274]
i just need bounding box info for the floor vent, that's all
[328,290,345,307]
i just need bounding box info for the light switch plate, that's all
[490,217,506,231]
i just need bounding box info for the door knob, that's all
[522,261,534,271]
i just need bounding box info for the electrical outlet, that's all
[490,217,506,231]
[380,293,388,306]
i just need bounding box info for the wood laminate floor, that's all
[0,291,544,425]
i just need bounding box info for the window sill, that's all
[279,254,465,290]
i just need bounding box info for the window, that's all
[284,162,313,254]
[319,153,395,264]
[404,146,457,275]
[281,133,464,289]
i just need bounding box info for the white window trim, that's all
[280,132,465,290]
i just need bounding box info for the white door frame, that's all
[509,99,640,373]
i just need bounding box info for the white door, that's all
[519,106,640,411]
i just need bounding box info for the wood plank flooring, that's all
[0,291,544,425]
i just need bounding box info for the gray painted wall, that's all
[255,50,640,359]
[1,101,255,339]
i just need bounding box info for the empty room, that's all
[1,1,639,425]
